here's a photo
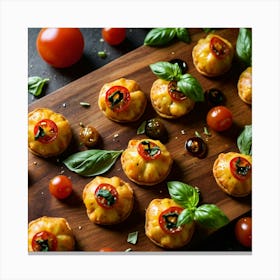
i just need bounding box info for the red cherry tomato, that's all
[168,81,187,101]
[102,28,126,45]
[99,247,114,252]
[235,217,252,247]
[94,183,118,209]
[137,140,161,161]
[206,105,233,132]
[31,231,58,251]
[36,28,84,68]
[49,175,73,199]
[210,36,230,59]
[105,85,131,112]
[159,206,184,234]
[230,157,252,181]
[34,119,58,144]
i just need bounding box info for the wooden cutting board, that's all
[28,28,252,251]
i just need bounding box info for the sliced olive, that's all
[185,137,207,158]
[79,125,99,148]
[145,118,168,142]
[205,88,225,106]
[169,59,188,74]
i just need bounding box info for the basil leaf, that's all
[203,28,215,33]
[194,204,229,229]
[63,149,123,177]
[144,28,176,46]
[177,208,195,226]
[237,124,252,155]
[167,181,199,208]
[137,120,146,135]
[127,231,138,245]
[177,74,205,102]
[28,76,49,97]
[175,28,191,43]
[150,61,182,81]
[236,28,252,67]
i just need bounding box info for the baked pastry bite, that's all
[121,139,173,186]
[192,34,234,77]
[83,176,134,225]
[150,79,195,119]
[145,198,195,249]
[237,67,252,104]
[28,216,75,252]
[28,108,72,158]
[213,152,252,197]
[98,77,147,122]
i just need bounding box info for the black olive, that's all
[145,118,168,142]
[185,137,207,158]
[79,125,100,148]
[205,88,225,106]
[169,59,188,74]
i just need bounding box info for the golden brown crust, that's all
[28,216,75,251]
[28,108,72,158]
[213,152,252,197]
[98,77,147,122]
[145,198,195,249]
[150,79,195,119]
[82,176,134,225]
[121,139,173,186]
[237,67,252,104]
[192,34,234,77]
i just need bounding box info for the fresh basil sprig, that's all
[236,28,252,67]
[28,76,49,97]
[150,61,204,102]
[167,181,229,229]
[144,28,190,46]
[63,149,123,177]
[237,124,252,155]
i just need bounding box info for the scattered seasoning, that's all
[127,231,138,245]
[125,248,132,252]
[78,226,82,230]
[203,126,211,136]
[195,131,202,138]
[79,122,84,128]
[33,161,37,166]
[98,51,107,59]
[62,103,67,108]
[80,102,91,107]
[114,133,119,138]
[181,129,186,135]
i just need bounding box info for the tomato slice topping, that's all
[137,140,161,161]
[105,85,131,112]
[168,81,187,101]
[31,230,58,251]
[159,206,184,234]
[210,36,230,59]
[34,119,58,144]
[230,157,251,181]
[95,183,118,209]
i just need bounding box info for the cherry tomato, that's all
[206,105,233,132]
[31,231,58,251]
[95,183,118,209]
[49,175,73,199]
[36,28,84,68]
[137,140,161,161]
[34,119,58,144]
[168,81,187,101]
[99,247,114,252]
[105,85,131,112]
[234,217,252,247]
[210,36,230,59]
[230,157,251,181]
[159,206,184,234]
[102,28,126,45]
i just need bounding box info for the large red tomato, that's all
[36,28,84,68]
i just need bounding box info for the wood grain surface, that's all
[28,28,252,252]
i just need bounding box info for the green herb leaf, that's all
[28,76,49,97]
[127,231,138,245]
[203,28,215,33]
[177,208,195,226]
[137,120,146,135]
[144,28,177,46]
[175,28,191,43]
[80,102,91,107]
[63,149,123,177]
[237,124,252,155]
[194,204,229,229]
[236,28,252,67]
[177,74,204,102]
[167,181,199,208]
[150,61,182,81]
